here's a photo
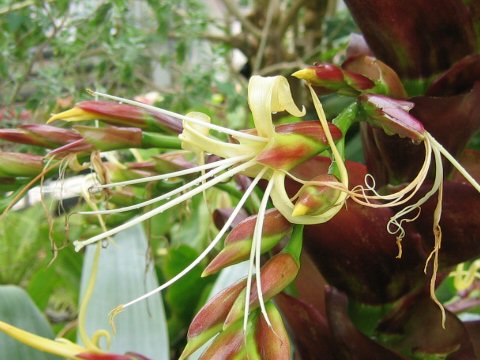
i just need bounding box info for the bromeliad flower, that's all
[60,75,346,330]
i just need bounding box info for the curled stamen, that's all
[87,90,268,143]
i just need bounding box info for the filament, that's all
[88,90,268,143]
[91,155,250,190]
[79,156,247,215]
[74,160,256,251]
[115,166,267,312]
[244,175,274,332]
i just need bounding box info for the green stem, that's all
[283,224,304,265]
[329,103,358,177]
[141,132,182,149]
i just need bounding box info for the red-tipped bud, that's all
[292,65,373,96]
[255,302,290,360]
[224,253,300,327]
[48,126,143,158]
[0,152,44,177]
[203,210,292,276]
[0,124,81,148]
[359,94,425,142]
[48,101,182,133]
[256,121,342,170]
[181,279,247,359]
[292,174,341,217]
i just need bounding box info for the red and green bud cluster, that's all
[48,101,182,134]
[293,55,407,98]
[181,253,298,358]
[182,225,304,359]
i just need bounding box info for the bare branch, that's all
[278,0,306,37]
[221,0,262,38]
[252,0,280,74]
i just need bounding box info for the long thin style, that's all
[73,160,255,251]
[79,156,245,215]
[92,155,250,190]
[89,90,268,143]
[120,167,267,310]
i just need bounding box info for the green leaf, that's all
[0,204,49,284]
[0,285,60,360]
[163,245,209,322]
[170,193,211,249]
[79,224,169,359]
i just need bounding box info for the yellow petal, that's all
[248,76,305,139]
[47,108,98,124]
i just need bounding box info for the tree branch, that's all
[278,0,306,37]
[221,0,262,38]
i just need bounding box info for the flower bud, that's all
[255,302,290,360]
[0,124,81,148]
[292,174,341,217]
[48,126,143,158]
[197,320,246,360]
[180,279,247,359]
[256,121,342,171]
[203,209,292,276]
[48,101,182,133]
[292,65,355,95]
[0,152,44,177]
[224,253,300,327]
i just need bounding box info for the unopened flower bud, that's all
[292,174,341,217]
[292,65,373,96]
[0,124,81,148]
[224,253,300,327]
[48,100,182,133]
[256,121,342,171]
[255,301,290,360]
[0,152,44,177]
[180,279,247,359]
[203,209,291,276]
